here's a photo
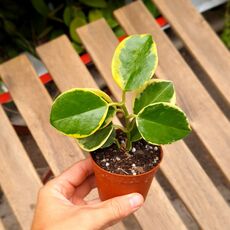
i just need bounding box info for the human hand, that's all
[32,158,144,230]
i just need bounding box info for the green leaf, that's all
[88,89,116,128]
[38,26,53,39]
[88,9,103,22]
[130,122,142,142]
[143,0,160,18]
[136,102,191,145]
[74,88,116,148]
[3,20,16,35]
[101,127,116,148]
[31,0,49,16]
[70,16,87,43]
[112,34,158,91]
[50,29,64,40]
[72,42,84,54]
[88,89,114,103]
[102,9,118,28]
[77,123,114,151]
[113,26,126,37]
[63,6,86,26]
[100,106,116,129]
[50,88,109,138]
[134,79,176,114]
[79,0,107,8]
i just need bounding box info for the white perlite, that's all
[116,157,121,161]
[131,147,136,152]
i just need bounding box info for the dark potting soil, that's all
[92,131,161,175]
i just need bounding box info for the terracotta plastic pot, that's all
[90,147,163,201]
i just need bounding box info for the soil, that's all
[92,130,161,175]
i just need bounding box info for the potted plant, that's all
[50,34,191,200]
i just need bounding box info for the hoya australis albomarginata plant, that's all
[50,34,191,155]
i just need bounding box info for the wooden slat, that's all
[37,35,98,91]
[37,35,186,229]
[77,16,230,229]
[114,1,230,182]
[0,56,83,175]
[36,35,125,230]
[153,0,230,104]
[0,105,42,230]
[0,220,5,230]
[137,182,186,230]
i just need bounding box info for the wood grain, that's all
[0,55,83,175]
[153,0,230,104]
[136,181,186,230]
[77,14,230,229]
[0,220,5,230]
[0,105,42,230]
[37,35,98,91]
[114,1,230,182]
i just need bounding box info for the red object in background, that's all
[0,17,167,105]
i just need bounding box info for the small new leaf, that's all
[101,127,116,148]
[77,123,114,151]
[130,122,142,142]
[101,106,116,129]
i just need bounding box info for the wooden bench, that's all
[0,1,229,229]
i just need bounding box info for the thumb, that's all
[91,193,144,228]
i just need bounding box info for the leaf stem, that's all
[108,102,123,107]
[121,91,132,150]
[127,114,137,119]
[113,125,128,133]
[128,118,136,132]
[114,138,121,149]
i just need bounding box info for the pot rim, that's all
[90,146,163,178]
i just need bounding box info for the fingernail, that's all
[129,194,144,209]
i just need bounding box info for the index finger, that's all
[57,157,94,188]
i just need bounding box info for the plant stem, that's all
[113,125,128,133]
[121,91,132,150]
[116,109,124,113]
[114,138,121,149]
[127,114,137,119]
[128,118,136,132]
[108,102,123,107]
